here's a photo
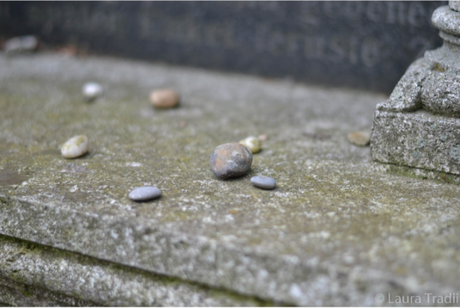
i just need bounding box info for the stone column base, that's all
[371,110,460,175]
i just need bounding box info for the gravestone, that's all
[0,1,445,93]
[371,0,460,175]
[2,1,460,306]
[2,48,460,307]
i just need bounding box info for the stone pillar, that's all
[371,1,460,175]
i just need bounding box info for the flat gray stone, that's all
[1,53,460,306]
[250,176,276,190]
[129,186,162,201]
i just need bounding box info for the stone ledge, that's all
[1,53,460,306]
[0,277,96,307]
[0,235,268,306]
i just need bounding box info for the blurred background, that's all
[0,1,445,94]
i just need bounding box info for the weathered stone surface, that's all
[0,236,266,306]
[371,110,460,175]
[450,0,460,11]
[1,53,460,306]
[0,277,96,307]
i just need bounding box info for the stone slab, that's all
[0,1,445,93]
[371,110,460,175]
[0,277,96,307]
[1,53,460,306]
[0,235,265,307]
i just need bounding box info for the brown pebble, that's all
[150,89,180,108]
[210,143,253,179]
[347,131,370,146]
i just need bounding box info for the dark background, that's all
[0,1,446,94]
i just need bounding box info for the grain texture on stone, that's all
[2,52,460,307]
[210,143,253,179]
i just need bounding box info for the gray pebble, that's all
[129,186,162,201]
[4,35,39,54]
[250,176,276,190]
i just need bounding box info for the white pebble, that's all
[239,136,262,153]
[83,82,103,101]
[61,135,89,159]
[129,186,162,201]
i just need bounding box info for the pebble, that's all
[210,143,253,179]
[250,176,276,190]
[239,136,262,153]
[129,186,162,201]
[4,35,39,54]
[258,134,268,141]
[347,131,371,146]
[83,82,103,101]
[150,89,180,108]
[61,135,89,158]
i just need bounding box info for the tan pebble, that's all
[61,135,89,158]
[347,131,370,146]
[239,136,262,153]
[150,89,180,108]
[258,134,268,141]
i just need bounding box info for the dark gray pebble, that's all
[210,143,253,179]
[250,176,276,190]
[129,186,162,201]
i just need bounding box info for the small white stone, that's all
[61,135,89,159]
[82,82,103,101]
[129,186,162,201]
[239,136,262,153]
